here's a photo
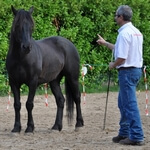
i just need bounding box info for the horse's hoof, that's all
[11,127,21,133]
[25,130,34,133]
[25,126,34,133]
[51,125,62,131]
[75,120,84,128]
[75,121,84,132]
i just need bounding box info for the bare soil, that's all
[0,92,150,150]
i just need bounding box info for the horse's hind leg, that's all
[50,79,65,131]
[66,77,84,129]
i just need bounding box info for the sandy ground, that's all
[0,92,150,150]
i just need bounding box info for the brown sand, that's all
[0,92,150,150]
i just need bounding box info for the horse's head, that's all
[11,6,34,54]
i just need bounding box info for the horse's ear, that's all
[11,5,17,16]
[29,6,34,14]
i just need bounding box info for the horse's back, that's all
[37,36,79,57]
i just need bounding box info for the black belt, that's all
[118,67,136,71]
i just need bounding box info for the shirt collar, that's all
[118,22,132,33]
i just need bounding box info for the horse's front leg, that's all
[50,80,65,131]
[25,82,37,133]
[10,83,21,133]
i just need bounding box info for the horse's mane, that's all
[12,9,34,33]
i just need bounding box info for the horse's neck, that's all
[10,33,20,47]
[9,34,21,59]
[10,42,20,55]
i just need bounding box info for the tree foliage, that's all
[0,0,150,95]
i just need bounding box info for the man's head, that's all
[115,5,133,26]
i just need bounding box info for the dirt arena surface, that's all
[0,92,150,150]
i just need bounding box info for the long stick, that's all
[103,70,111,130]
[143,66,149,116]
[103,50,113,130]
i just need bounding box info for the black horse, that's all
[6,6,84,133]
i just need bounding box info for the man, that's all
[97,5,144,146]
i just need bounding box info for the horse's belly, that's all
[38,70,60,84]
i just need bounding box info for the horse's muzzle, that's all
[21,43,32,54]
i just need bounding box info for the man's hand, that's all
[97,34,107,46]
[109,62,115,69]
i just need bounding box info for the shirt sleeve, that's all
[115,33,130,59]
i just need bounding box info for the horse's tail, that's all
[65,78,74,125]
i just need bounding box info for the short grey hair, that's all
[116,5,133,21]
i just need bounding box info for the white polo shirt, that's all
[114,22,143,68]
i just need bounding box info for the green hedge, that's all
[0,0,149,95]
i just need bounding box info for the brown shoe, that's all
[119,138,144,146]
[112,135,127,143]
